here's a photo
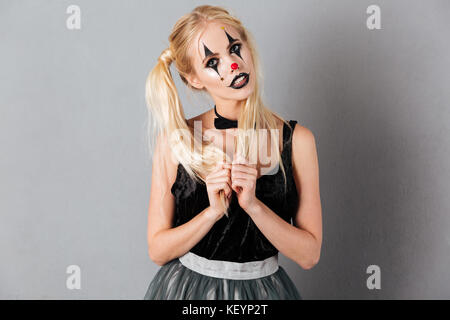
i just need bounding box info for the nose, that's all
[231,62,239,71]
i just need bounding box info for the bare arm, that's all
[146,133,222,266]
[244,124,323,269]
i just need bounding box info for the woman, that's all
[143,5,322,300]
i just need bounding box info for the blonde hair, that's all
[145,5,292,215]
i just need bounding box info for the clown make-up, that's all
[202,28,245,81]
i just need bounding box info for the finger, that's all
[232,163,254,172]
[231,171,256,180]
[208,175,231,184]
[231,178,243,192]
[223,184,232,198]
[232,178,250,190]
[207,166,230,181]
[210,182,225,194]
[216,167,232,178]
[216,163,232,175]
[212,182,232,195]
[232,164,258,176]
[216,183,231,196]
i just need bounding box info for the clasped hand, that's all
[230,152,258,211]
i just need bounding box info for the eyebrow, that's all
[202,39,240,64]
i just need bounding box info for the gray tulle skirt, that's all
[143,258,302,300]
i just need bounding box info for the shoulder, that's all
[291,123,316,146]
[153,131,180,186]
[290,123,318,170]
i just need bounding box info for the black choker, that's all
[213,105,238,129]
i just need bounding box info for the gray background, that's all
[1,0,449,299]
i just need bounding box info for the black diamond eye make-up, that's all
[224,30,244,62]
[204,43,242,68]
[230,43,242,60]
[202,28,245,79]
[203,43,221,76]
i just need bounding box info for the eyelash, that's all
[205,43,241,68]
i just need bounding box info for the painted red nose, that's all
[231,63,239,70]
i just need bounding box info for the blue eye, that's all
[206,58,218,68]
[231,43,241,54]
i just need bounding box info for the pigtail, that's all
[145,47,230,217]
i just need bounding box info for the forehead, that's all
[191,22,241,61]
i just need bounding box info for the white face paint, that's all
[188,21,256,101]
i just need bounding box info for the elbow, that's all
[148,249,166,266]
[298,250,321,270]
[148,241,168,266]
[148,232,169,266]
[301,256,319,270]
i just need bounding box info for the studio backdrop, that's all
[1,0,449,299]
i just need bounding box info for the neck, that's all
[214,99,244,121]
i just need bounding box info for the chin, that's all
[234,89,254,100]
[233,82,256,100]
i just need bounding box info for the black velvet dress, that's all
[144,120,302,300]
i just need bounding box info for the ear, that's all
[185,73,204,90]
